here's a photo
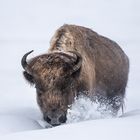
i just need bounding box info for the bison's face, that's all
[21,50,82,126]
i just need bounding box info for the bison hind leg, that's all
[95,93,125,116]
[107,95,125,116]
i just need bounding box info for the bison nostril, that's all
[44,116,51,123]
[59,115,67,123]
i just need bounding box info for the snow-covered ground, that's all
[0,0,140,139]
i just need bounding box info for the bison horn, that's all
[21,50,34,72]
[68,51,82,74]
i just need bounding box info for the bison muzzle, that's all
[21,24,129,126]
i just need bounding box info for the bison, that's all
[21,24,129,126]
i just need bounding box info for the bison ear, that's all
[69,51,82,75]
[23,71,34,85]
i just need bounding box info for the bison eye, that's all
[35,84,45,94]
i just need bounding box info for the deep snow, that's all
[0,0,140,139]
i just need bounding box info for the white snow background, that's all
[0,0,140,139]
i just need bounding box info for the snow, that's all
[0,0,140,139]
[1,115,140,140]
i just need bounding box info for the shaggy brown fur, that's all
[21,24,129,126]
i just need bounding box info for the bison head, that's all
[21,50,82,126]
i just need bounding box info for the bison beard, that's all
[21,24,129,126]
